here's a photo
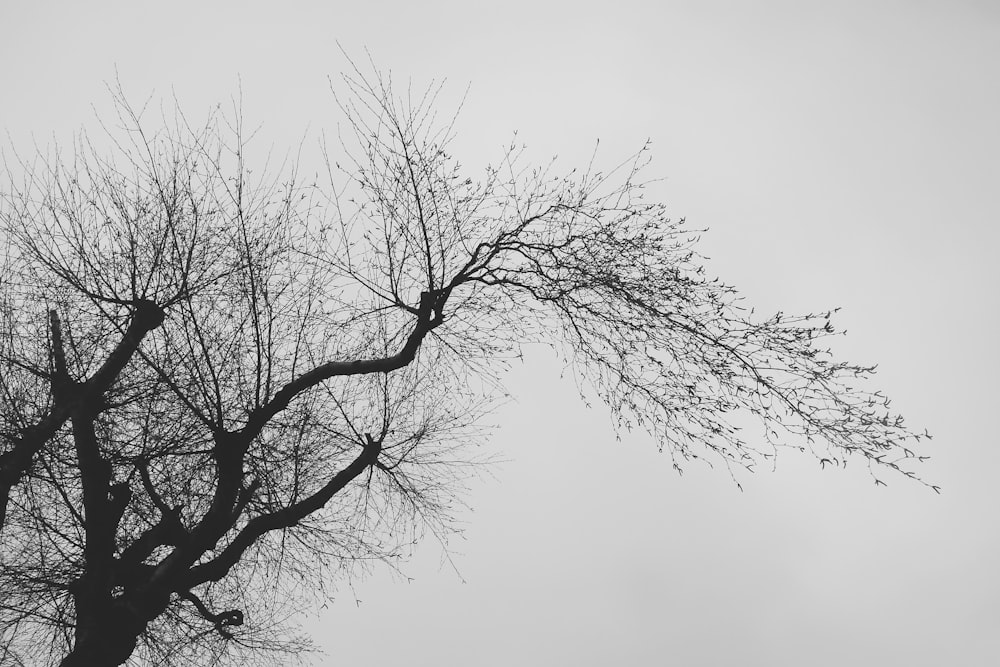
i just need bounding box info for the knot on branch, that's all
[213,430,248,464]
[364,432,384,457]
[210,608,244,639]
[218,609,244,629]
[418,289,448,328]
[182,591,244,640]
[132,299,165,331]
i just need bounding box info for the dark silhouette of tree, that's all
[0,67,932,666]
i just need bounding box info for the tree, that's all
[0,66,932,666]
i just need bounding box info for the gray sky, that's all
[3,1,998,665]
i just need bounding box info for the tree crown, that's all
[0,67,931,666]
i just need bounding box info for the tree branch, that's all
[240,289,447,442]
[179,591,243,640]
[182,435,382,588]
[0,300,165,531]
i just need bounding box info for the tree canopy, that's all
[0,67,931,666]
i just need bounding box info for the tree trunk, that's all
[60,624,142,667]
[59,594,158,667]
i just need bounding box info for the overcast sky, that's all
[3,1,999,665]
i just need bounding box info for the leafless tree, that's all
[0,65,932,666]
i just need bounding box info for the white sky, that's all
[2,1,998,665]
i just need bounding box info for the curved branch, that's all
[240,289,447,442]
[180,591,243,640]
[182,435,381,588]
